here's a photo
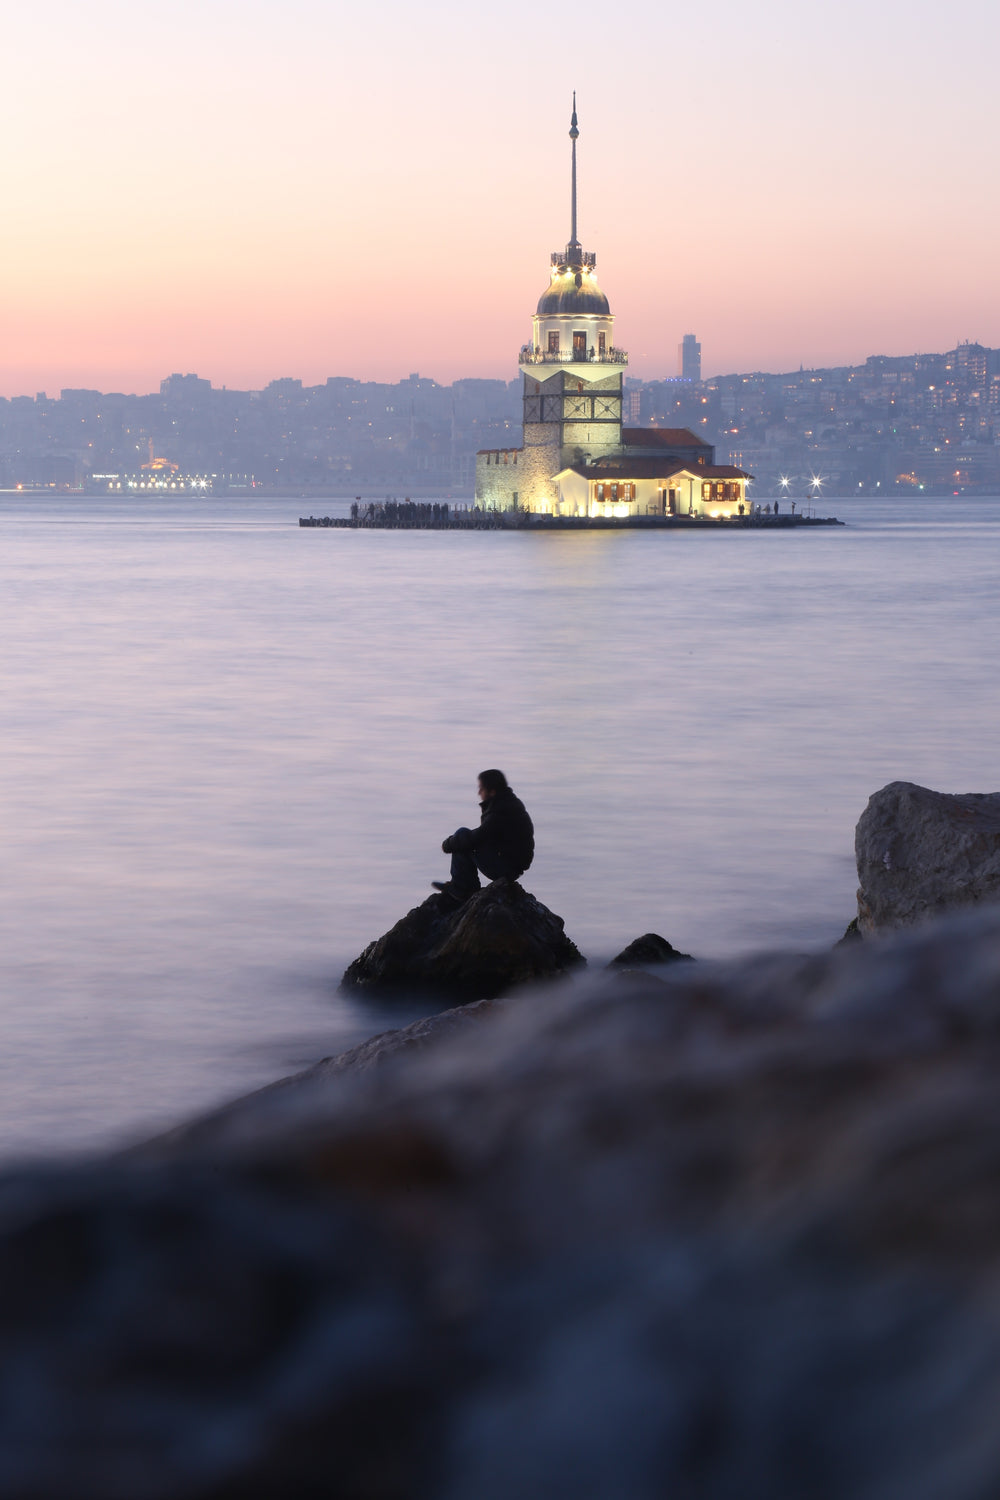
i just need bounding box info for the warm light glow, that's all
[1,5,998,394]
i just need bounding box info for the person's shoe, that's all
[431,881,476,906]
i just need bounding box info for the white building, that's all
[476,101,751,520]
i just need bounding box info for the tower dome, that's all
[536,264,611,317]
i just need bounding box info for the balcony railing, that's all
[519,345,628,367]
[551,250,596,269]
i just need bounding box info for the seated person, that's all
[434,769,534,903]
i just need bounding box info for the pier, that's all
[299,501,843,531]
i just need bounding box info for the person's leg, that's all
[474,851,522,883]
[447,829,481,896]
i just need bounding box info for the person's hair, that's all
[478,768,508,795]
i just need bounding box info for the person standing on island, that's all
[433,769,534,904]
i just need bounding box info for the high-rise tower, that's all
[514,97,628,510]
[679,334,702,382]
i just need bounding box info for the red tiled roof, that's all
[621,427,710,449]
[560,460,752,481]
[561,459,678,479]
[701,465,753,479]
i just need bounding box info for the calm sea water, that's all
[1,490,998,1158]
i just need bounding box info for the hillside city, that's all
[3,339,1000,497]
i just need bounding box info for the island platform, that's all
[299,502,842,531]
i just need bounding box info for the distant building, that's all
[947,341,988,384]
[475,104,749,518]
[160,373,211,399]
[679,334,701,382]
[624,384,643,423]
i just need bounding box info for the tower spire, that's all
[569,91,580,250]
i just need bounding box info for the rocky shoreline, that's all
[5,779,1000,1497]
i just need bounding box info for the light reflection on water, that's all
[1,491,999,1157]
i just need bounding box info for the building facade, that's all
[475,103,750,519]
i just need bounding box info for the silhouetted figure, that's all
[433,770,534,904]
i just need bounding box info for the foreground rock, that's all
[13,909,1000,1495]
[145,999,501,1154]
[340,878,585,1000]
[857,779,1000,934]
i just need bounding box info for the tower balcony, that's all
[551,249,596,269]
[519,345,628,367]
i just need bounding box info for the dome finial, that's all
[569,93,580,249]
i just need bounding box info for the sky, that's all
[1,0,998,395]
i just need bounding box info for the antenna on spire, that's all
[569,92,580,249]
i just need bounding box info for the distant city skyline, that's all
[3,0,998,398]
[6,339,1000,498]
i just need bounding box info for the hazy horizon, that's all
[3,0,996,397]
[1,336,983,405]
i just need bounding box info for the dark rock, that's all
[856,780,1000,935]
[608,932,693,967]
[16,909,1000,1494]
[836,916,862,946]
[340,878,585,1001]
[143,999,504,1155]
[0,1161,445,1500]
[313,997,502,1077]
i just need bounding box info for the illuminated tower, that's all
[516,96,627,511]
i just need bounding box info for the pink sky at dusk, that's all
[1,0,997,396]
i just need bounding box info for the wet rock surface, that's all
[608,931,693,967]
[340,878,586,1001]
[857,780,1000,934]
[12,908,1000,1495]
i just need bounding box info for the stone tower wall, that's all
[519,426,561,510]
[558,370,623,471]
[475,449,524,509]
[475,365,626,513]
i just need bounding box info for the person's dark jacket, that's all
[445,787,534,876]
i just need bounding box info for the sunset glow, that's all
[1,0,997,395]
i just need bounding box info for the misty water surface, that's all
[1,492,998,1158]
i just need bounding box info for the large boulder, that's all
[856,780,1000,935]
[340,878,586,1001]
[14,907,1000,1496]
